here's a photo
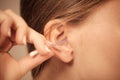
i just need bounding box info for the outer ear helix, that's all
[44,19,64,36]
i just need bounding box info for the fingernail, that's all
[29,50,39,57]
[8,29,11,37]
[23,36,27,45]
[46,41,54,46]
[44,45,51,53]
[47,41,53,45]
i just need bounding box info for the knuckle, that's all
[4,15,13,23]
[16,38,23,45]
[0,13,12,23]
[16,40,23,45]
[0,13,7,23]
[4,9,13,13]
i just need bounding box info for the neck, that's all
[35,57,79,80]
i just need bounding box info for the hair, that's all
[20,0,103,78]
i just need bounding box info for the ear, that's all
[44,19,73,63]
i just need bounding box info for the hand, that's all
[0,9,54,80]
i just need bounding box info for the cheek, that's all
[81,26,120,59]
[70,26,120,79]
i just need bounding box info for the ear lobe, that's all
[52,38,73,63]
[44,19,73,63]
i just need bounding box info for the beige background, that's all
[0,0,33,80]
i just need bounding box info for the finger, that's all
[0,11,13,51]
[0,10,13,37]
[4,10,51,55]
[0,37,13,52]
[0,52,21,80]
[1,18,13,37]
[28,28,51,55]
[0,10,7,24]
[18,51,54,76]
[4,9,27,45]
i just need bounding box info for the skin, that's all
[37,0,120,80]
[0,10,54,80]
[0,0,120,80]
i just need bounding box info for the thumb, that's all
[18,50,54,76]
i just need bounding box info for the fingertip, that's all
[15,36,26,45]
[44,45,51,53]
[15,27,27,45]
[18,50,54,75]
[39,45,54,56]
[8,28,11,37]
[46,40,54,47]
[0,17,13,37]
[23,36,27,45]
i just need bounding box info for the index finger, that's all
[4,9,28,45]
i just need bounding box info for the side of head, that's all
[20,0,102,78]
[21,0,120,80]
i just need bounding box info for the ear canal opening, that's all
[56,31,64,40]
[54,37,67,46]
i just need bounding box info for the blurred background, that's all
[0,0,33,80]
